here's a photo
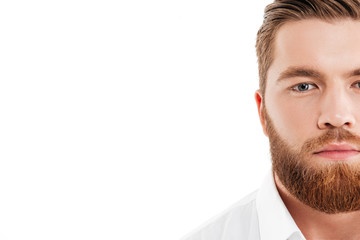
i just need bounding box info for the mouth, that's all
[314,143,360,160]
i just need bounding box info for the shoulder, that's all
[180,190,259,240]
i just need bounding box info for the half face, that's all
[255,19,360,213]
[263,19,360,166]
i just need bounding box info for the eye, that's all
[352,81,360,88]
[291,83,317,92]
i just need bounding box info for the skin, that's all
[255,19,360,239]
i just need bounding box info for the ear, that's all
[254,90,268,136]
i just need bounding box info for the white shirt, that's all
[181,170,306,240]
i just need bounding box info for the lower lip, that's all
[315,150,360,160]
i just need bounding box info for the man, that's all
[181,0,360,239]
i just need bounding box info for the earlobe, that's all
[254,90,268,137]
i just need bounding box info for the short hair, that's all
[256,0,360,96]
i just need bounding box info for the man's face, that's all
[255,19,360,213]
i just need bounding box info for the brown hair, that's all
[256,0,360,96]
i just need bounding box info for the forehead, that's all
[267,19,360,88]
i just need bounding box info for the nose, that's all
[317,89,356,130]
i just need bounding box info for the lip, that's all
[314,143,360,160]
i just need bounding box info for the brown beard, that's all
[264,108,360,214]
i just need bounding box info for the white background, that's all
[0,0,272,239]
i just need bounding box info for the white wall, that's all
[1,0,273,239]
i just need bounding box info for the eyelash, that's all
[290,81,360,93]
[353,81,360,88]
[290,83,317,92]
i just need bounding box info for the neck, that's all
[274,173,360,240]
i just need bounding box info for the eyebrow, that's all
[277,66,324,83]
[277,66,360,83]
[346,68,360,78]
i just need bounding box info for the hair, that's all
[256,0,360,96]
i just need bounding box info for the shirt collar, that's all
[256,169,306,240]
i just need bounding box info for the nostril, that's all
[321,122,337,129]
[322,121,352,129]
[345,122,351,126]
[318,114,355,129]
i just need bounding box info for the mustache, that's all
[301,128,360,154]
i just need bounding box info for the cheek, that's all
[266,96,319,147]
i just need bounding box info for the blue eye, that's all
[291,83,316,92]
[297,83,309,91]
[292,83,316,92]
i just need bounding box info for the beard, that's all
[264,108,360,214]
